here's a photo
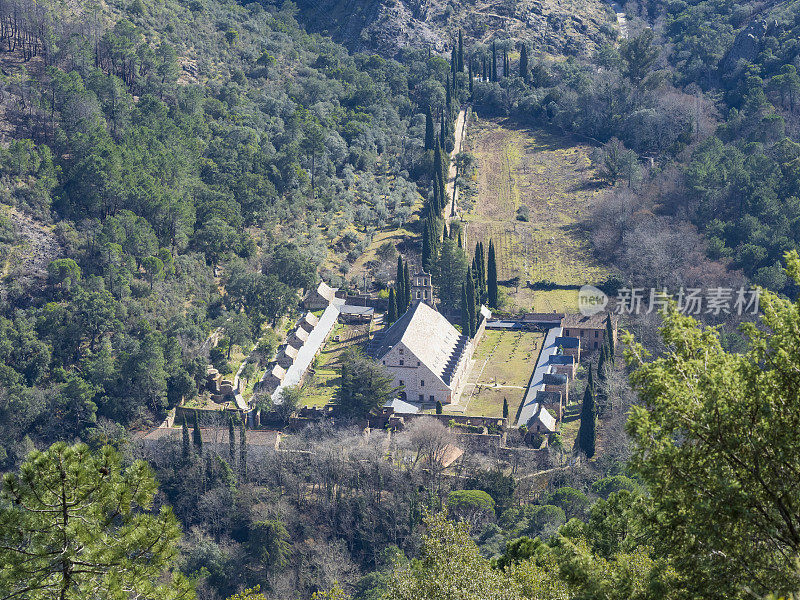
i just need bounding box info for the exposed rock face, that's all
[295,0,615,58]
[719,20,768,73]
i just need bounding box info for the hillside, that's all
[293,0,618,57]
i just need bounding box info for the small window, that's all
[399,380,404,386]
[580,330,584,337]
[423,291,428,298]
[417,361,420,366]
[594,342,598,349]
[416,291,421,299]
[382,360,385,365]
[399,359,404,366]
[419,394,424,402]
[430,395,435,403]
[564,329,570,336]
[399,348,404,354]
[595,331,599,338]
[420,380,425,387]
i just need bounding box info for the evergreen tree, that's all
[465,267,477,336]
[451,45,457,78]
[446,74,452,114]
[482,55,487,82]
[239,418,247,478]
[443,220,449,242]
[388,288,398,324]
[487,239,498,308]
[458,29,464,72]
[577,366,596,458]
[436,400,443,415]
[181,415,190,459]
[491,42,497,82]
[403,262,412,309]
[424,107,435,151]
[396,256,405,311]
[229,416,236,465]
[503,397,509,420]
[422,220,432,273]
[461,283,473,338]
[0,443,193,599]
[519,44,529,81]
[458,230,463,249]
[192,410,203,455]
[468,60,473,97]
[605,314,615,357]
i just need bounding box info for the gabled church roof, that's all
[371,302,467,386]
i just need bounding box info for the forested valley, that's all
[1,0,800,599]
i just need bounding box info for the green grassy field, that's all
[299,321,373,408]
[462,118,609,313]
[444,330,543,419]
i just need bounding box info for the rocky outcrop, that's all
[294,0,615,58]
[719,20,769,73]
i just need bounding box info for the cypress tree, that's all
[458,29,464,72]
[451,45,457,78]
[504,51,509,78]
[465,267,477,336]
[446,74,452,114]
[605,314,615,357]
[598,343,608,382]
[228,416,236,464]
[468,60,473,96]
[491,42,497,82]
[422,220,432,273]
[461,283,473,337]
[424,107,435,151]
[192,411,202,455]
[457,230,463,249]
[403,262,412,310]
[239,418,247,478]
[440,114,446,149]
[503,397,509,420]
[482,55,487,81]
[388,288,398,324]
[488,239,498,308]
[396,256,405,310]
[436,400,443,415]
[577,366,596,458]
[182,416,190,459]
[519,44,529,81]
[442,220,449,242]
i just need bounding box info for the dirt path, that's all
[447,107,468,223]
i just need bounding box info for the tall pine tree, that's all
[577,366,596,458]
[465,267,477,336]
[239,418,247,478]
[422,220,432,273]
[461,283,473,337]
[424,107,435,151]
[487,239,498,308]
[396,256,405,311]
[458,29,464,72]
[519,44,529,81]
[605,314,615,357]
[491,42,497,82]
[192,411,202,455]
[403,262,412,309]
[387,288,398,324]
[181,416,190,459]
[228,416,236,465]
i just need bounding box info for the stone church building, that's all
[369,302,472,407]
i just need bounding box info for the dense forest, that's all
[1,0,800,599]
